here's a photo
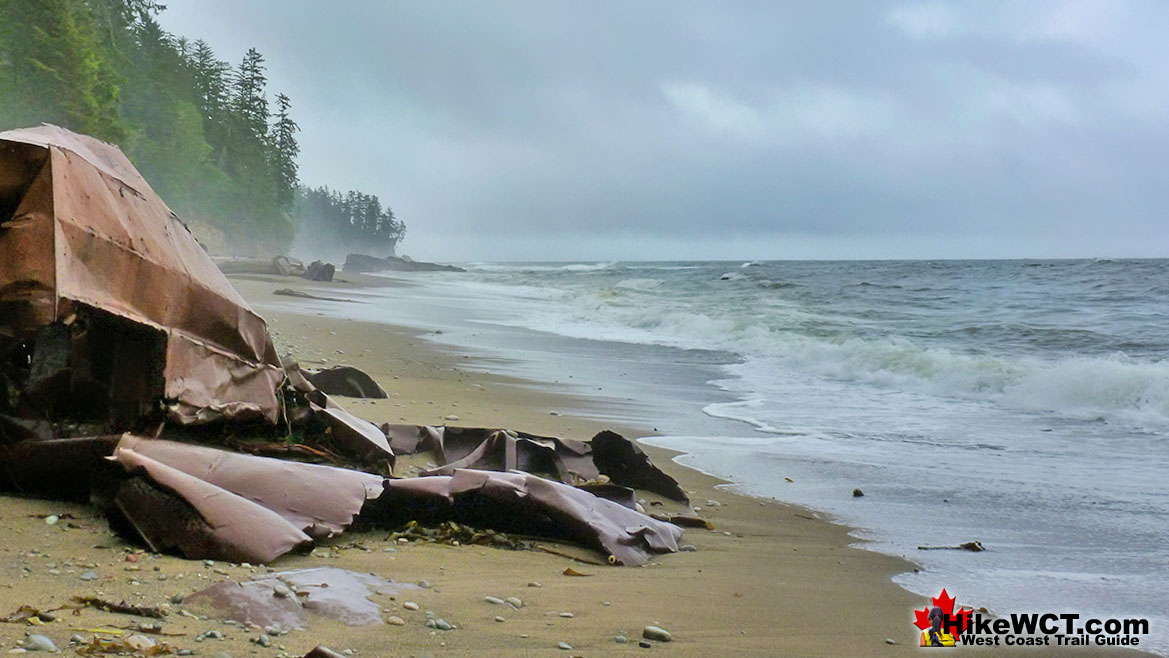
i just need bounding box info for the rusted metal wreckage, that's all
[0,125,688,567]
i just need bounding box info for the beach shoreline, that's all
[0,272,1150,657]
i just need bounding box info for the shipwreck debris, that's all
[385,423,688,503]
[0,126,690,569]
[0,124,285,427]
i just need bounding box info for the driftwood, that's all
[917,541,986,552]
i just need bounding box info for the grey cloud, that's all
[159,0,1169,260]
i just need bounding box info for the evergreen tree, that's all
[0,0,127,141]
[269,93,299,211]
[0,1,405,256]
[231,47,268,143]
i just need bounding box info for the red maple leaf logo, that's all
[913,588,972,636]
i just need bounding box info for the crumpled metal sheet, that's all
[109,435,385,562]
[105,435,681,565]
[308,391,395,467]
[0,125,284,425]
[112,443,314,564]
[283,358,395,466]
[115,435,384,539]
[379,469,684,566]
[384,423,688,502]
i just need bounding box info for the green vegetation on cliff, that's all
[0,0,403,255]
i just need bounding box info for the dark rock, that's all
[302,261,335,282]
[307,366,388,399]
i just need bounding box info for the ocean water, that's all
[263,259,1168,652]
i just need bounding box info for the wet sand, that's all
[0,274,1149,657]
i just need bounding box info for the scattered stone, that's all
[495,616,506,623]
[124,635,155,652]
[885,638,898,645]
[44,515,59,526]
[170,593,184,604]
[253,634,271,647]
[70,634,86,645]
[853,488,864,497]
[386,616,406,626]
[203,560,215,567]
[403,602,420,611]
[557,641,572,650]
[527,581,542,588]
[417,579,431,588]
[195,630,225,642]
[435,619,452,631]
[485,596,505,605]
[615,635,628,644]
[425,619,436,628]
[505,597,523,609]
[559,612,574,618]
[443,415,459,421]
[273,584,292,598]
[643,625,672,642]
[21,634,58,652]
[679,544,697,552]
[79,570,98,581]
[36,612,55,622]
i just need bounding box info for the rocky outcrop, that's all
[343,253,464,273]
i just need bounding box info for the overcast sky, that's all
[159,1,1169,261]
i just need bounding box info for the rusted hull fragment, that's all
[103,436,680,566]
[384,423,688,503]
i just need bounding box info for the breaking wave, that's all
[460,266,1169,430]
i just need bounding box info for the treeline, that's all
[0,0,404,255]
[295,186,405,257]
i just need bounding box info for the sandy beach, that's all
[0,273,1151,657]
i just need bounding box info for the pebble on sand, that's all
[21,634,58,652]
[643,625,673,642]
